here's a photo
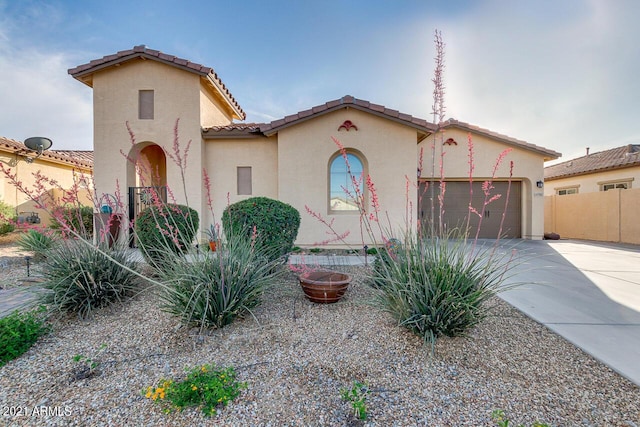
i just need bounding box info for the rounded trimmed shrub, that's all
[222,197,300,261]
[135,203,199,266]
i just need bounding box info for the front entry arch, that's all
[126,142,167,246]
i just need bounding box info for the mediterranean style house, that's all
[68,45,559,246]
[0,136,93,226]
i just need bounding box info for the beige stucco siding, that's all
[200,86,234,128]
[0,152,92,225]
[203,137,278,230]
[92,60,227,218]
[544,166,640,196]
[277,109,417,247]
[418,129,546,239]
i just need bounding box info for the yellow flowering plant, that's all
[143,364,246,417]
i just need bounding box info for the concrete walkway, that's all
[0,282,44,318]
[500,239,640,386]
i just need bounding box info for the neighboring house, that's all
[0,137,94,226]
[68,45,559,246]
[543,145,640,244]
[544,145,640,195]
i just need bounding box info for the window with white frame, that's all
[556,187,578,195]
[329,152,365,212]
[600,179,632,191]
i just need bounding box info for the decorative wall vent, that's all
[444,137,457,146]
[338,120,358,131]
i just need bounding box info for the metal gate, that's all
[128,186,167,247]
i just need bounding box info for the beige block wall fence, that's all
[544,188,640,244]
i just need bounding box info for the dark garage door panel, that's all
[419,181,522,238]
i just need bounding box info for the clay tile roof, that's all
[201,123,265,139]
[544,144,640,180]
[441,119,561,160]
[68,45,245,120]
[259,95,437,135]
[0,137,93,169]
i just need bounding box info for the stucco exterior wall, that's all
[203,137,278,232]
[0,151,92,225]
[544,166,640,196]
[200,86,234,128]
[418,129,546,239]
[277,109,417,247]
[91,60,230,224]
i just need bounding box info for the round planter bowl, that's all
[299,271,351,303]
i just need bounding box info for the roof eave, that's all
[545,162,640,181]
[442,122,561,160]
[261,103,436,137]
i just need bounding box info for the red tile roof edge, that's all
[441,119,561,160]
[544,144,640,180]
[259,95,437,135]
[0,137,93,168]
[68,45,245,120]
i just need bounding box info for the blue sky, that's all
[1,0,639,164]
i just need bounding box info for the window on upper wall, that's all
[237,166,252,195]
[600,180,632,191]
[329,152,365,212]
[139,90,154,120]
[556,187,578,195]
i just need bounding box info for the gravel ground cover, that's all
[0,241,639,426]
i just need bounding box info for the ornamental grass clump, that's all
[144,364,246,417]
[157,231,281,329]
[40,240,140,319]
[16,228,58,258]
[372,230,516,346]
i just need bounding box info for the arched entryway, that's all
[126,142,167,246]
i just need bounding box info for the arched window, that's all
[329,152,365,212]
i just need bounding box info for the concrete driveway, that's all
[499,239,640,386]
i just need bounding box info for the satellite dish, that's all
[23,137,53,163]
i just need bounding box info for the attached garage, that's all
[419,180,522,238]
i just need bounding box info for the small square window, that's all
[237,167,252,195]
[139,90,154,119]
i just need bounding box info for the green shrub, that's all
[222,197,300,261]
[50,206,94,238]
[0,307,49,367]
[144,364,246,417]
[0,200,16,236]
[135,203,199,267]
[40,240,140,319]
[372,233,514,346]
[16,229,58,257]
[158,232,281,329]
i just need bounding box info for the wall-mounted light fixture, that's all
[23,137,53,163]
[536,180,544,189]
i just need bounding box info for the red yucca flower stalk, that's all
[428,29,446,237]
